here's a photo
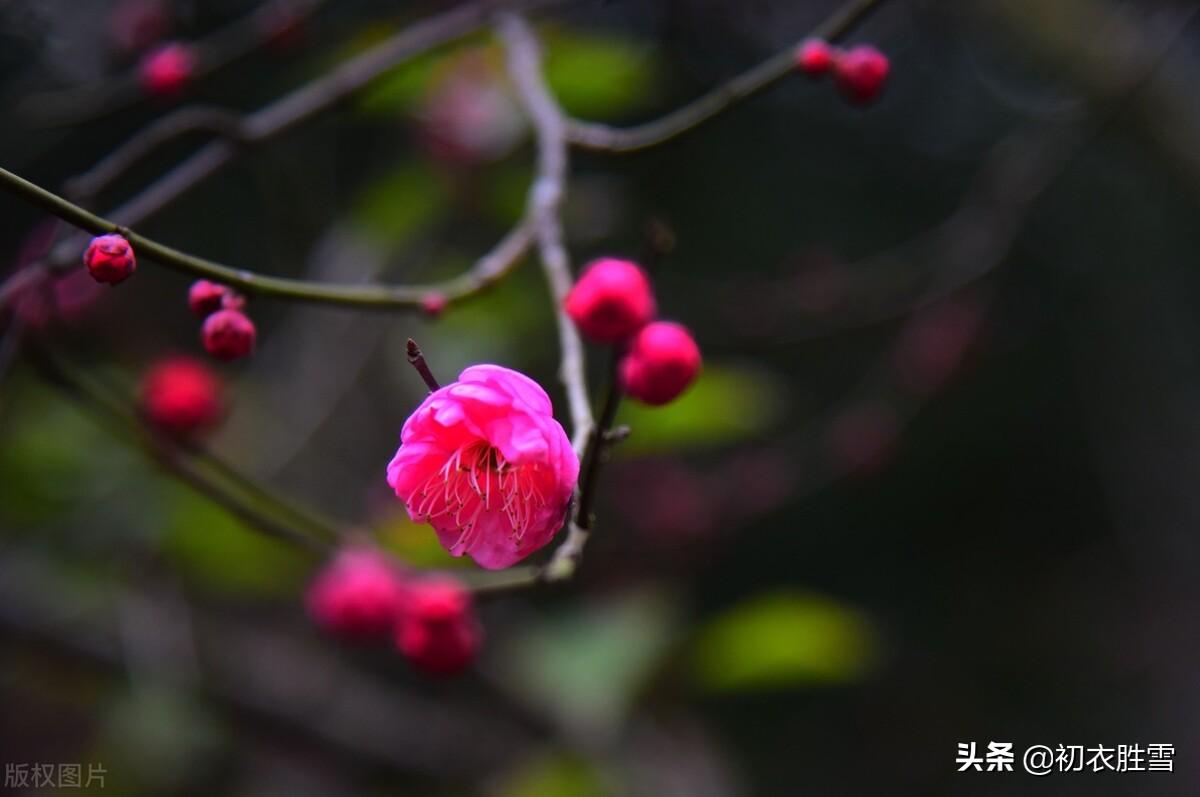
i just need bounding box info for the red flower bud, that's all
[187,280,228,318]
[140,356,223,438]
[139,41,195,97]
[201,309,256,361]
[307,548,406,641]
[421,293,448,318]
[396,576,481,676]
[796,39,835,76]
[619,321,702,406]
[833,45,889,104]
[564,257,656,343]
[83,234,136,285]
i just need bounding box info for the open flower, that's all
[386,365,579,569]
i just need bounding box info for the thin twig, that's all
[498,11,592,453]
[65,107,247,202]
[18,0,329,127]
[565,0,886,153]
[0,165,534,310]
[28,0,562,287]
[541,354,622,582]
[406,338,441,392]
[27,345,335,552]
[102,0,564,234]
[502,10,636,584]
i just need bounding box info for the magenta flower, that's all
[387,365,579,570]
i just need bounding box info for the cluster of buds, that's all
[189,280,257,361]
[796,40,890,104]
[307,547,481,675]
[565,257,701,406]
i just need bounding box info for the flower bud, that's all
[564,257,656,343]
[307,548,406,640]
[833,45,889,104]
[619,321,701,406]
[421,293,447,318]
[187,280,228,318]
[83,234,136,285]
[139,41,195,97]
[140,356,223,438]
[396,576,481,676]
[201,309,256,361]
[796,39,835,76]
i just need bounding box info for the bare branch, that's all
[19,0,330,127]
[500,12,625,585]
[497,11,592,453]
[103,0,565,232]
[0,165,534,310]
[28,345,337,551]
[65,106,247,202]
[565,0,886,153]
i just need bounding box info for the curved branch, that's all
[500,11,607,584]
[564,0,886,153]
[498,12,592,451]
[0,164,533,309]
[29,345,335,552]
[65,106,247,201]
[19,0,330,128]
[104,0,566,232]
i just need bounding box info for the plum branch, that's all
[564,0,887,153]
[0,165,534,310]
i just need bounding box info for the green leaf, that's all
[542,29,661,118]
[496,589,678,737]
[691,591,878,692]
[617,364,785,453]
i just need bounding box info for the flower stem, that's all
[406,339,441,392]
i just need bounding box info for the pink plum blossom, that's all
[386,365,579,570]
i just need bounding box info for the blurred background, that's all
[2,0,1200,794]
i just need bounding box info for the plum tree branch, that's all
[29,346,336,552]
[564,0,887,153]
[499,11,627,585]
[18,0,330,127]
[498,12,592,454]
[0,164,534,309]
[98,0,564,231]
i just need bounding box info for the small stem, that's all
[406,338,441,392]
[541,353,623,583]
[573,355,622,532]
